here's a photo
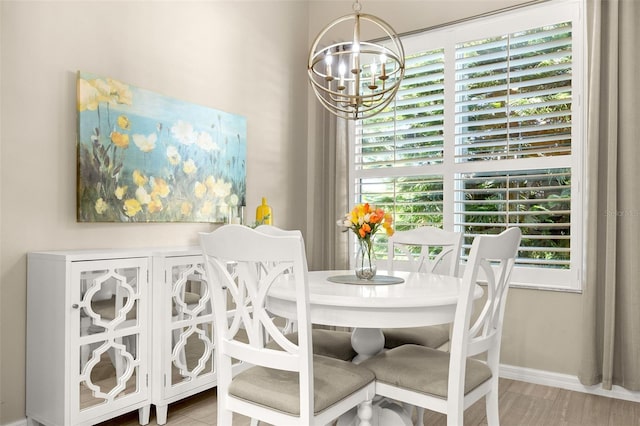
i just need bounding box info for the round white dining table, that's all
[266,269,484,426]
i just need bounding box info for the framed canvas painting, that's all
[76,71,246,223]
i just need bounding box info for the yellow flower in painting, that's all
[133,170,148,187]
[194,181,207,199]
[107,78,133,105]
[181,202,193,216]
[147,196,163,214]
[166,146,181,165]
[133,133,157,153]
[200,200,213,216]
[183,159,197,175]
[117,115,130,130]
[123,199,142,217]
[136,186,151,205]
[205,175,216,192]
[77,78,100,111]
[114,186,127,200]
[110,131,129,148]
[91,78,112,103]
[151,177,170,198]
[95,198,108,214]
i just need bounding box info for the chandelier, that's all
[307,1,405,120]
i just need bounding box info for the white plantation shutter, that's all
[454,168,571,267]
[455,24,573,162]
[453,20,575,273]
[356,48,446,170]
[351,0,584,290]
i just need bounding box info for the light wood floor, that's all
[97,378,640,426]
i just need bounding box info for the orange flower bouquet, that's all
[338,203,394,279]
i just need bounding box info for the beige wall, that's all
[1,0,582,424]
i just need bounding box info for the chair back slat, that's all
[449,227,521,384]
[388,226,463,277]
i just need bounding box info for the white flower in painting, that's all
[166,146,181,165]
[133,133,157,152]
[171,120,196,145]
[183,159,198,175]
[135,186,151,205]
[210,178,232,198]
[228,193,239,206]
[196,131,219,152]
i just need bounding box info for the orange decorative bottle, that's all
[255,197,272,225]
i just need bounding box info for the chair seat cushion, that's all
[361,344,492,398]
[266,329,357,361]
[228,354,375,415]
[383,325,450,349]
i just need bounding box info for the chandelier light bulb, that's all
[324,51,334,81]
[325,51,333,65]
[338,62,347,90]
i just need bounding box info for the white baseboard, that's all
[500,363,640,403]
[5,366,638,426]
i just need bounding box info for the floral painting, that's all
[76,71,246,223]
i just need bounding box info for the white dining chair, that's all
[199,225,375,426]
[363,227,521,426]
[383,226,463,350]
[255,225,357,361]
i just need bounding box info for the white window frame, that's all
[349,0,586,291]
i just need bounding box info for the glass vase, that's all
[355,238,377,280]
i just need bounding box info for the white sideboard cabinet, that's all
[150,249,217,425]
[27,247,222,426]
[27,249,153,426]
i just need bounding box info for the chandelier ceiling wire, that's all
[308,0,405,120]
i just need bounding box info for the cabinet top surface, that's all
[28,246,202,261]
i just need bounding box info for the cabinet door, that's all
[161,256,216,398]
[70,257,150,423]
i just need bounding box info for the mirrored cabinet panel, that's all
[76,265,145,411]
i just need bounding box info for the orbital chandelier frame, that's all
[307,1,405,120]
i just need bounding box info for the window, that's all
[350,0,585,290]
